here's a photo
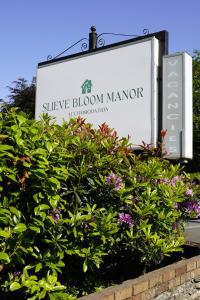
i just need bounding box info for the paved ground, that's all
[154,277,200,300]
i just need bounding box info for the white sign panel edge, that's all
[151,37,159,147]
[182,52,193,159]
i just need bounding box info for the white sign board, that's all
[36,37,159,147]
[162,53,193,159]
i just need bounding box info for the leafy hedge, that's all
[0,109,199,299]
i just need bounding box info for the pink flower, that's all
[13,271,21,277]
[159,176,182,186]
[106,172,122,191]
[172,222,179,230]
[182,200,200,216]
[174,202,179,209]
[118,213,133,227]
[185,189,193,197]
[50,209,61,223]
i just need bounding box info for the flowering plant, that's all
[0,109,199,299]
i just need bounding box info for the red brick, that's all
[175,264,187,277]
[187,260,197,272]
[133,280,149,295]
[79,286,115,300]
[99,293,115,300]
[190,268,200,279]
[168,276,181,289]
[115,284,132,300]
[180,272,191,284]
[141,288,156,300]
[155,282,169,296]
[132,294,142,300]
[101,294,114,300]
[80,291,114,300]
[149,273,163,288]
[163,269,175,282]
[197,259,200,269]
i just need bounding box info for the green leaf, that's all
[9,206,22,218]
[73,227,77,237]
[15,136,24,146]
[51,285,66,291]
[83,260,88,272]
[0,134,8,140]
[16,256,25,265]
[39,204,50,211]
[38,289,47,299]
[13,215,18,224]
[10,282,21,291]
[74,191,81,205]
[47,272,57,285]
[29,225,40,233]
[33,169,47,177]
[17,114,26,124]
[49,177,60,189]
[0,151,14,158]
[0,229,10,238]
[32,218,44,228]
[0,144,13,151]
[88,178,95,185]
[35,263,42,273]
[34,204,50,215]
[0,252,10,263]
[46,142,53,153]
[6,174,17,182]
[34,148,47,156]
[13,223,27,233]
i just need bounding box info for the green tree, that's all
[2,78,36,118]
[193,50,200,115]
[189,50,200,172]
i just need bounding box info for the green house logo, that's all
[81,79,92,94]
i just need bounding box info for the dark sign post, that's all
[89,26,97,50]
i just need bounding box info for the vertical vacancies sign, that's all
[36,34,163,147]
[162,53,192,159]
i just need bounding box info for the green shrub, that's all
[0,109,199,299]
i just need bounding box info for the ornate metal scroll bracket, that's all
[47,27,149,60]
[96,28,149,48]
[47,38,89,60]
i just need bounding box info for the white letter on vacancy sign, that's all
[167,114,179,120]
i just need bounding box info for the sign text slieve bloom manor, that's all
[41,82,144,116]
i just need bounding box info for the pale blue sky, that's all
[0,0,199,100]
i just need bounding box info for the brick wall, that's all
[79,255,200,300]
